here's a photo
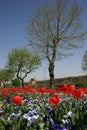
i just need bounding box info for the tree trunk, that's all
[3,81,6,88]
[21,78,24,87]
[17,76,24,87]
[48,62,55,88]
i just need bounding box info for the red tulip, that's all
[12,95,22,105]
[49,95,60,105]
[2,92,8,97]
[65,85,75,94]
[72,89,82,99]
[59,84,68,92]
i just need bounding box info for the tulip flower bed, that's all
[0,84,87,130]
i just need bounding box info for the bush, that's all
[12,78,20,87]
[83,81,87,88]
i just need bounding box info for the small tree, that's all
[82,50,87,73]
[26,0,87,88]
[0,68,14,87]
[6,47,41,87]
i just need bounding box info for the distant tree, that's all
[26,0,87,88]
[82,50,87,73]
[0,68,14,87]
[6,47,41,87]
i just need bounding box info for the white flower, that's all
[32,115,39,120]
[62,119,68,124]
[10,113,15,117]
[7,117,10,121]
[27,120,32,127]
[27,115,39,126]
[23,113,30,119]
[16,112,21,118]
[63,111,73,118]
[67,111,72,117]
[27,116,32,121]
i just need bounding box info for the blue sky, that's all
[0,0,87,81]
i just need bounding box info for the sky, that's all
[0,0,87,82]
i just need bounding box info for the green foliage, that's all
[0,91,87,130]
[12,78,20,87]
[62,78,78,84]
[0,68,14,82]
[82,50,87,73]
[0,85,87,130]
[83,81,87,88]
[7,47,41,73]
[6,46,41,86]
[62,79,70,84]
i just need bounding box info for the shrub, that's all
[12,78,20,87]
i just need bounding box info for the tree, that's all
[82,50,87,73]
[26,0,87,88]
[6,47,41,87]
[0,68,14,87]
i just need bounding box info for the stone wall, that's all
[37,75,87,88]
